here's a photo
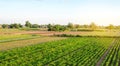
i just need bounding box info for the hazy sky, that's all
[0,0,120,25]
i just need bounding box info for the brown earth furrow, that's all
[96,38,118,66]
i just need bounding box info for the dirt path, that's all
[96,38,118,66]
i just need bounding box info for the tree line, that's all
[0,21,120,31]
[1,21,40,29]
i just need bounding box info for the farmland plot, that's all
[0,37,65,51]
[0,37,115,66]
[100,38,120,66]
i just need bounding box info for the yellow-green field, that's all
[0,29,120,66]
[0,37,66,51]
[0,29,120,36]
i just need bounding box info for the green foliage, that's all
[77,28,93,31]
[106,24,114,30]
[2,24,8,28]
[101,38,120,66]
[74,24,80,28]
[32,24,39,28]
[47,24,52,31]
[83,24,90,28]
[55,34,120,38]
[0,37,114,66]
[1,21,120,31]
[53,25,66,31]
[90,22,98,30]
[20,28,41,31]
[9,23,22,28]
[1,23,22,29]
[67,22,74,29]
[47,24,66,31]
[25,21,32,28]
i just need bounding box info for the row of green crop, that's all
[46,38,113,66]
[101,38,120,66]
[47,45,105,66]
[0,38,90,65]
[0,37,113,66]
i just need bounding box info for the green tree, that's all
[18,24,23,28]
[25,21,32,28]
[60,25,67,31]
[2,24,8,28]
[53,25,66,31]
[47,24,53,31]
[83,24,89,28]
[32,24,39,28]
[9,23,20,28]
[14,23,20,28]
[74,24,80,28]
[90,22,97,30]
[53,25,61,31]
[67,23,74,29]
[47,24,66,31]
[107,24,114,30]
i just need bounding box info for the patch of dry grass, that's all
[0,37,66,51]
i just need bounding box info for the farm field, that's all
[0,29,120,37]
[0,36,66,51]
[0,29,120,66]
[1,0,120,66]
[0,34,41,42]
[0,37,119,66]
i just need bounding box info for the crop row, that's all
[0,37,65,51]
[46,38,113,66]
[0,37,113,66]
[101,38,120,66]
[0,38,90,65]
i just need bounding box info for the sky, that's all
[0,0,120,26]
